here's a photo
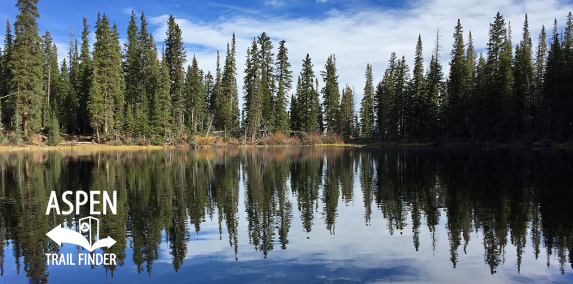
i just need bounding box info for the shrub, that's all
[302,133,322,145]
[322,133,343,144]
[196,135,216,146]
[151,136,164,146]
[135,137,150,146]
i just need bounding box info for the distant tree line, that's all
[0,0,572,144]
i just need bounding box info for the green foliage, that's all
[359,64,374,138]
[185,56,207,133]
[88,13,124,142]
[9,0,44,141]
[339,85,354,137]
[77,18,93,135]
[446,20,470,139]
[274,40,292,133]
[165,15,186,135]
[243,39,261,140]
[47,114,62,146]
[295,54,321,133]
[410,35,426,138]
[321,54,340,133]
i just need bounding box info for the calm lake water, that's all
[0,147,572,283]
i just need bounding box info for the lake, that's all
[0,147,572,283]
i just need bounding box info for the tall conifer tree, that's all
[360,64,374,137]
[165,15,186,135]
[274,39,292,133]
[321,54,340,133]
[9,0,44,141]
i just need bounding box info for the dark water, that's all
[0,147,572,283]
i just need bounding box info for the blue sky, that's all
[1,0,573,105]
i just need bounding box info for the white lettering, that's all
[103,191,117,215]
[90,191,101,215]
[61,191,74,215]
[76,191,88,215]
[46,191,60,215]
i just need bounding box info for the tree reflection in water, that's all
[0,147,572,282]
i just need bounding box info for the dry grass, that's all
[322,133,344,144]
[196,135,216,146]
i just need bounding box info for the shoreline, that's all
[0,141,570,151]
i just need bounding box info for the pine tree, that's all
[563,12,573,140]
[359,64,374,138]
[321,54,340,133]
[425,32,444,139]
[59,59,78,134]
[221,34,239,131]
[533,26,547,134]
[151,52,173,139]
[139,12,163,137]
[257,32,275,131]
[543,19,566,141]
[165,15,186,135]
[243,39,261,140]
[185,56,206,133]
[123,11,141,137]
[290,78,302,132]
[225,33,240,130]
[88,13,124,142]
[411,35,425,138]
[446,20,470,139]
[376,53,398,139]
[0,20,13,128]
[513,14,534,135]
[274,39,292,133]
[299,54,320,133]
[483,12,512,140]
[212,51,224,129]
[77,18,92,135]
[339,85,354,137]
[9,0,44,141]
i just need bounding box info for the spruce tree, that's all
[274,39,292,133]
[257,32,275,131]
[299,54,320,133]
[139,12,162,137]
[151,52,173,139]
[77,18,92,135]
[123,11,141,137]
[165,15,186,135]
[59,59,78,134]
[9,0,44,141]
[533,26,547,133]
[411,35,425,138]
[425,33,444,139]
[1,20,13,127]
[321,54,340,133]
[543,19,566,140]
[88,13,124,142]
[185,56,206,133]
[243,39,261,140]
[221,34,239,131]
[513,14,534,134]
[446,20,470,139]
[339,85,354,137]
[359,64,374,138]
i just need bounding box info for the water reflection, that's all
[0,147,572,283]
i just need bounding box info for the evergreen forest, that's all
[1,0,573,145]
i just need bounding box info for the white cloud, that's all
[265,0,285,7]
[148,0,573,108]
[123,7,135,16]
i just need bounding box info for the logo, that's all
[44,190,119,266]
[46,216,116,252]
